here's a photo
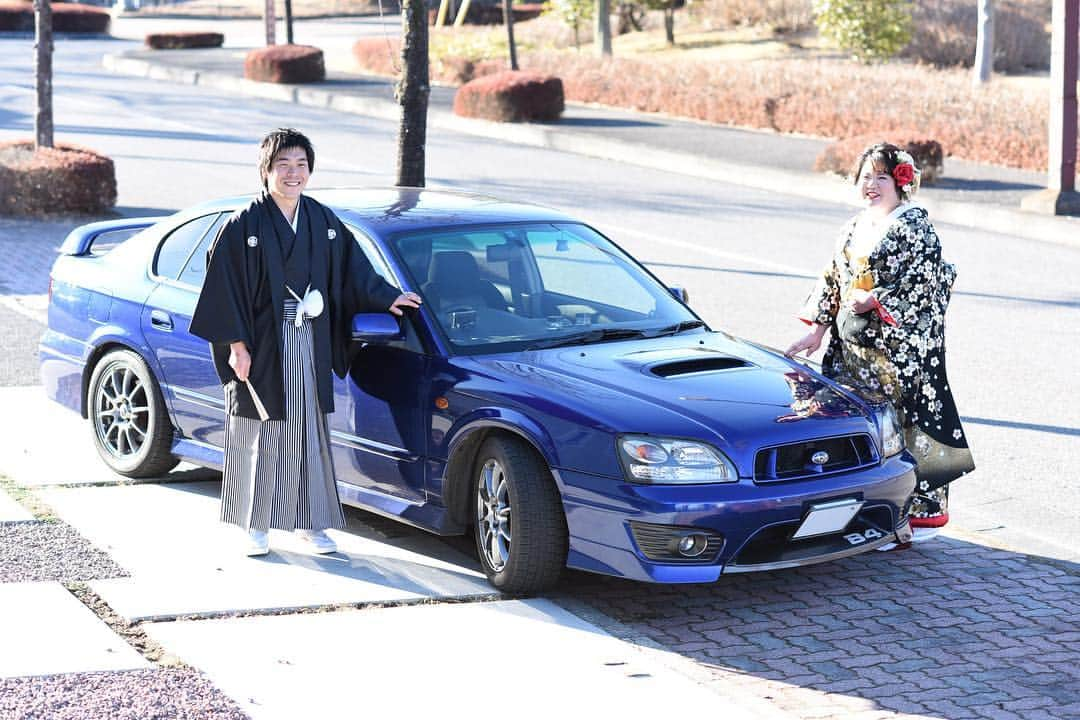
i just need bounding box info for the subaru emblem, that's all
[811,451,830,465]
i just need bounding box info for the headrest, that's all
[429,251,482,292]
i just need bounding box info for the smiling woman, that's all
[787,141,975,542]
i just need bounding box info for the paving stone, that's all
[0,488,33,523]
[144,599,776,720]
[0,387,218,488]
[39,481,494,622]
[0,582,149,678]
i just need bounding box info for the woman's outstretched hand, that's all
[785,324,828,358]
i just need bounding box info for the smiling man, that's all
[190,128,421,557]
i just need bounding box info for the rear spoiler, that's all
[59,216,168,256]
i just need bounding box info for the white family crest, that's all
[246,236,259,248]
[328,228,337,240]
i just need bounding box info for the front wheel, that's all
[473,435,567,594]
[87,349,178,478]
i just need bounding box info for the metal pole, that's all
[284,0,294,44]
[264,0,276,45]
[1048,0,1078,192]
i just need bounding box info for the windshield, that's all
[391,222,702,354]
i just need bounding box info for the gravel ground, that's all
[0,668,250,720]
[0,522,129,584]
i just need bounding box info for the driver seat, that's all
[423,251,509,313]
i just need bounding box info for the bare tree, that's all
[594,0,612,56]
[396,0,430,187]
[973,0,994,84]
[505,0,519,70]
[33,0,53,149]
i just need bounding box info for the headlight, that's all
[618,435,739,484]
[879,405,905,457]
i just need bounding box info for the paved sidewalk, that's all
[102,46,1080,249]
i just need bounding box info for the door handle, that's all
[150,309,173,331]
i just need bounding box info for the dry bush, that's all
[518,50,1053,170]
[0,1,110,32]
[145,31,224,49]
[353,35,506,84]
[244,44,325,83]
[814,133,945,183]
[0,141,116,216]
[904,0,1050,72]
[690,0,813,32]
[453,71,565,121]
[353,37,400,76]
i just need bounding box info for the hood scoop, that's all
[649,356,752,378]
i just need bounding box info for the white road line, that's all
[600,222,818,278]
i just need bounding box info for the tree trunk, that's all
[663,6,674,45]
[594,0,611,57]
[284,0,294,44]
[33,0,53,150]
[504,0,518,70]
[973,0,994,85]
[396,0,429,188]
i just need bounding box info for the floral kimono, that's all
[799,205,975,520]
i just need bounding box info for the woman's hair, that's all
[258,128,315,188]
[851,142,920,200]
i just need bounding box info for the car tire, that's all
[473,435,567,594]
[87,349,178,478]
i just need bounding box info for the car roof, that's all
[189,187,579,238]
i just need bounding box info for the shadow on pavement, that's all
[553,537,1079,719]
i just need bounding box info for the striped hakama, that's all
[220,298,345,532]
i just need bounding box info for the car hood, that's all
[463,332,878,469]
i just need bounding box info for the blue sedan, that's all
[41,188,916,593]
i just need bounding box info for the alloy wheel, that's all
[93,361,150,460]
[477,458,512,572]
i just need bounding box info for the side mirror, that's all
[352,313,403,343]
[668,286,690,305]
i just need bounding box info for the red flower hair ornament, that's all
[892,162,915,189]
[890,149,920,194]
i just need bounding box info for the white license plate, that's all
[792,498,864,540]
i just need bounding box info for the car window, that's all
[154,214,219,281]
[177,213,227,288]
[391,222,697,354]
[531,226,654,314]
[344,223,395,283]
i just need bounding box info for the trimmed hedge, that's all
[244,44,325,83]
[0,141,117,216]
[0,2,110,33]
[815,133,945,184]
[145,31,224,50]
[454,71,564,122]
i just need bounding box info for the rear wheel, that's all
[87,349,178,477]
[473,435,567,594]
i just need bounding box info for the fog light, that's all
[676,533,709,558]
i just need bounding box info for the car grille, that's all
[754,434,878,483]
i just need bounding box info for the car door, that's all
[141,212,229,447]
[329,226,431,505]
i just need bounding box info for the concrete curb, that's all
[103,52,1080,250]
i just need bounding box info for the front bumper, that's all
[557,453,917,583]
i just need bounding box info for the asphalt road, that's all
[1,26,1078,567]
